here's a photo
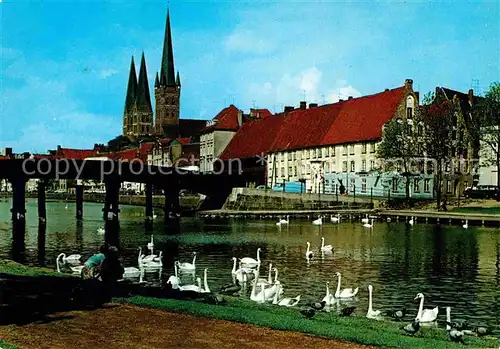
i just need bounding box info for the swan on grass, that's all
[334,272,358,299]
[272,284,300,307]
[240,248,261,267]
[56,253,84,275]
[276,215,289,226]
[330,214,340,223]
[177,252,196,272]
[366,285,382,319]
[305,242,313,259]
[414,293,438,323]
[321,281,336,306]
[312,216,322,225]
[363,219,374,228]
[321,237,333,252]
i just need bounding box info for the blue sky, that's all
[1,0,499,153]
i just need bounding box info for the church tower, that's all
[123,56,137,135]
[155,9,181,137]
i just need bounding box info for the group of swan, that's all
[305,238,334,260]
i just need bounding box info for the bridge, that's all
[0,158,252,228]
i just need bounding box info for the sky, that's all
[1,0,499,153]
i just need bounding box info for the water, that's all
[0,198,499,335]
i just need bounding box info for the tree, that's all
[418,99,458,210]
[472,82,500,200]
[108,135,131,152]
[377,118,419,199]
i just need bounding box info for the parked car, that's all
[255,185,271,190]
[463,185,499,199]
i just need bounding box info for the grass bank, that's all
[116,296,498,349]
[0,340,19,349]
[0,260,75,278]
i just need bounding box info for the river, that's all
[0,198,499,335]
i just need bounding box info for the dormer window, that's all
[406,96,414,119]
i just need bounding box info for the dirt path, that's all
[0,303,375,349]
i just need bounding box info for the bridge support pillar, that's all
[37,223,46,266]
[163,187,180,221]
[37,180,46,224]
[145,183,153,230]
[76,180,84,219]
[103,179,120,222]
[10,177,27,223]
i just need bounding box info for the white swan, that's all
[60,253,81,264]
[366,285,382,319]
[276,215,289,226]
[152,211,158,220]
[179,277,203,292]
[414,293,438,323]
[463,220,468,229]
[140,251,163,269]
[147,235,154,251]
[254,263,273,286]
[334,272,358,298]
[167,262,180,288]
[321,237,333,252]
[240,248,261,267]
[177,252,196,272]
[65,204,68,210]
[56,253,84,274]
[123,266,141,278]
[231,257,254,283]
[250,270,266,303]
[363,219,374,228]
[321,281,336,306]
[409,217,414,225]
[305,242,313,259]
[200,268,210,293]
[97,227,105,234]
[272,284,300,307]
[312,216,322,225]
[330,214,341,223]
[361,214,369,224]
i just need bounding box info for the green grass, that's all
[450,207,500,215]
[0,260,76,278]
[116,296,499,349]
[0,340,20,349]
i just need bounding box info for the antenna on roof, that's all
[320,94,326,105]
[302,89,307,101]
[471,78,480,95]
[252,100,256,109]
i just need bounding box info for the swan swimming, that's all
[56,253,84,275]
[305,242,313,259]
[312,216,322,225]
[361,214,369,224]
[363,219,374,228]
[96,227,105,234]
[240,248,261,267]
[330,214,340,223]
[231,257,254,283]
[366,285,382,319]
[276,215,289,226]
[414,293,438,323]
[320,237,333,252]
[334,272,358,298]
[463,219,468,229]
[177,252,197,272]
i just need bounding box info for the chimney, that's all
[384,88,389,92]
[284,106,294,113]
[237,110,243,127]
[468,89,474,103]
[339,99,345,102]
[405,79,413,90]
[348,96,353,100]
[299,101,307,110]
[309,103,318,108]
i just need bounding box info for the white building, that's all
[478,126,499,186]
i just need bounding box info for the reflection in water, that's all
[0,198,499,335]
[11,222,26,264]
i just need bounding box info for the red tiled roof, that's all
[321,87,405,145]
[201,105,241,133]
[159,138,173,144]
[55,148,97,160]
[219,115,284,160]
[175,137,191,145]
[250,108,272,119]
[138,142,155,159]
[112,149,138,162]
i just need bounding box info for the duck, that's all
[307,300,326,311]
[401,319,420,335]
[272,284,300,307]
[240,248,261,267]
[334,272,358,298]
[305,242,313,259]
[220,279,242,295]
[363,219,374,228]
[361,214,369,224]
[320,237,333,252]
[312,216,322,225]
[463,219,468,229]
[340,306,356,317]
[366,285,382,319]
[414,293,438,323]
[177,252,196,272]
[96,227,105,234]
[56,253,84,275]
[276,215,289,226]
[321,281,336,306]
[385,308,406,321]
[330,214,341,223]
[300,309,316,319]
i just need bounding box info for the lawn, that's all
[0,260,75,278]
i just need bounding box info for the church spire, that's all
[136,52,152,112]
[155,72,160,88]
[160,9,176,87]
[176,71,181,87]
[124,56,137,114]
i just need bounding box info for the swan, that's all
[140,251,163,269]
[446,307,465,344]
[387,217,392,223]
[152,211,158,219]
[414,293,438,323]
[321,281,336,306]
[179,277,203,292]
[231,257,254,283]
[167,262,180,288]
[60,253,81,264]
[272,284,300,307]
[361,214,369,224]
[312,216,322,225]
[254,263,273,286]
[409,217,414,225]
[276,215,289,226]
[56,253,84,274]
[65,204,68,210]
[366,285,382,319]
[363,219,374,228]
[147,235,154,251]
[123,266,141,278]
[97,227,105,234]
[250,270,266,303]
[177,252,196,272]
[330,214,340,223]
[200,268,210,293]
[321,237,333,252]
[334,272,358,298]
[240,248,261,267]
[305,242,313,259]
[463,220,468,229]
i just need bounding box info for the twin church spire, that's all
[123,9,181,136]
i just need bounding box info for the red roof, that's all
[175,137,191,145]
[250,108,272,119]
[159,138,173,144]
[138,142,155,159]
[321,87,405,145]
[201,105,241,133]
[219,115,284,160]
[112,149,138,162]
[0,155,10,160]
[55,148,97,160]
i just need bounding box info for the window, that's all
[424,179,430,193]
[370,160,375,171]
[306,150,310,159]
[362,143,367,154]
[294,166,297,176]
[414,179,420,193]
[406,107,413,119]
[361,160,366,172]
[343,145,348,156]
[350,178,356,192]
[349,145,355,155]
[311,149,315,159]
[447,180,452,194]
[325,162,330,173]
[361,178,367,193]
[322,148,326,158]
[392,178,398,192]
[350,161,355,172]
[281,167,285,178]
[417,123,424,136]
[288,166,292,176]
[407,124,413,134]
[316,148,321,158]
[370,143,376,153]
[331,146,335,157]
[342,161,348,172]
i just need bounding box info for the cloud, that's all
[327,82,362,103]
[99,68,119,79]
[224,29,275,54]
